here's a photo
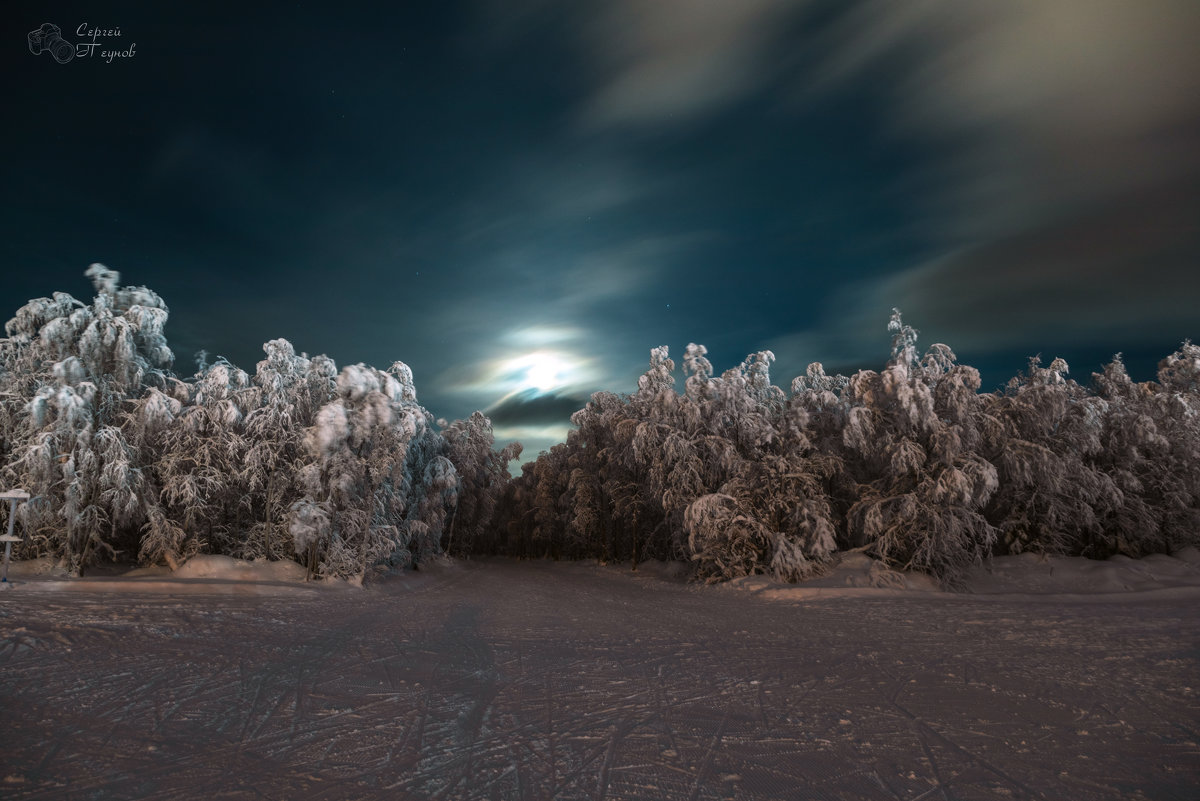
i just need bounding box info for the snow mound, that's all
[962,548,1200,596]
[723,551,941,601]
[3,555,324,595]
[723,548,1200,602]
[172,555,308,583]
[3,557,70,578]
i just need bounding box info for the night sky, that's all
[6,2,1199,459]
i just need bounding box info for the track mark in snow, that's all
[2,565,1198,800]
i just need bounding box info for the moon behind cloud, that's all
[505,351,575,394]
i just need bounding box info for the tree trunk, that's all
[631,508,640,571]
[265,480,275,561]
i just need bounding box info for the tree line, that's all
[2,267,1197,585]
[484,313,1200,586]
[0,266,518,579]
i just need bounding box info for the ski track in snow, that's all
[0,560,1198,800]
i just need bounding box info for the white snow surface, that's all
[5,548,1200,601]
[3,555,336,595]
[171,554,309,582]
[5,554,1197,800]
[720,547,1200,603]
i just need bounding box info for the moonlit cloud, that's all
[488,423,576,464]
[875,190,1199,349]
[488,350,594,396]
[426,229,709,409]
[495,0,1198,382]
[816,0,1200,235]
[505,325,587,349]
[576,0,804,129]
[776,0,1200,365]
[10,1,1195,470]
[486,390,589,427]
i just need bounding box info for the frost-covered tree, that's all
[494,314,1200,584]
[14,381,112,570]
[0,265,174,572]
[289,362,452,579]
[151,358,257,563]
[684,493,772,582]
[5,266,1197,586]
[839,311,998,585]
[982,355,1120,558]
[704,351,840,581]
[1147,344,1200,550]
[399,394,459,565]
[503,343,842,582]
[1079,349,1200,556]
[0,266,529,578]
[570,390,650,564]
[438,411,520,556]
[239,340,337,560]
[528,443,572,559]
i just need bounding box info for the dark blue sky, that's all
[6,1,1199,457]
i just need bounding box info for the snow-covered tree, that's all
[5,267,1197,588]
[684,493,772,582]
[501,344,842,582]
[0,265,174,572]
[151,358,256,563]
[239,339,337,560]
[1079,349,1200,556]
[839,312,998,585]
[289,361,453,579]
[438,411,520,556]
[983,356,1118,558]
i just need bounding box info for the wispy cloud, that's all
[427,230,703,410]
[490,423,575,462]
[486,389,590,427]
[787,0,1200,360]
[817,0,1200,234]
[576,0,803,129]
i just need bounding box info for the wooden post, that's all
[1,489,31,583]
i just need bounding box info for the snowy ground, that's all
[1,552,1198,800]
